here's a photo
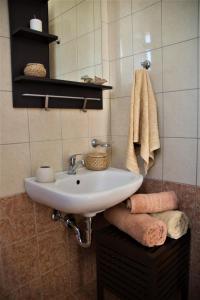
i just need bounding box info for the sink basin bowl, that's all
[25,168,143,217]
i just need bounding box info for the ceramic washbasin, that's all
[25,167,143,217]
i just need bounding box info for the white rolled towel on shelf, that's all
[150,210,189,239]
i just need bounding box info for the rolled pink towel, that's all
[127,191,178,214]
[104,204,167,247]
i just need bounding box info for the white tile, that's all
[0,0,9,38]
[197,139,200,186]
[61,71,79,81]
[109,56,134,98]
[77,0,94,36]
[109,15,133,60]
[62,7,77,43]
[95,64,103,78]
[155,93,163,137]
[88,98,111,137]
[111,135,128,169]
[108,0,132,22]
[78,66,95,81]
[102,23,109,60]
[48,0,76,20]
[147,138,163,180]
[132,2,161,54]
[62,138,89,170]
[49,43,62,78]
[0,143,31,197]
[28,109,62,142]
[111,97,130,136]
[61,109,89,139]
[94,29,102,65]
[49,16,62,40]
[163,138,197,185]
[163,39,198,92]
[60,40,77,73]
[94,0,101,29]
[162,0,198,46]
[133,48,162,93]
[0,91,29,144]
[198,90,200,138]
[30,140,63,175]
[132,0,159,13]
[0,37,11,91]
[77,32,94,69]
[164,90,198,138]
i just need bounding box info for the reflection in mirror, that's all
[48,0,102,83]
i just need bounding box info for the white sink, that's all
[25,168,143,217]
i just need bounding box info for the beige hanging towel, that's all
[126,69,160,174]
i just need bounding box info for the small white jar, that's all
[36,166,55,183]
[30,18,42,32]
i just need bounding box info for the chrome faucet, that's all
[68,154,85,175]
[91,138,111,148]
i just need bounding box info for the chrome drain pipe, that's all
[52,210,92,248]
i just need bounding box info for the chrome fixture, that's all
[91,138,111,148]
[141,59,151,70]
[52,210,92,248]
[68,153,85,175]
[22,93,101,112]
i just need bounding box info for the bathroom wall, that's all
[0,0,107,298]
[108,0,200,299]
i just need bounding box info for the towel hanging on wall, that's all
[126,69,160,174]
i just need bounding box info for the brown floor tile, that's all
[9,279,42,300]
[41,264,70,300]
[35,203,62,234]
[0,194,36,247]
[38,228,69,275]
[139,178,163,194]
[1,237,40,292]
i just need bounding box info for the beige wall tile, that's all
[0,143,31,197]
[109,15,133,60]
[132,2,161,54]
[0,91,29,144]
[77,0,94,36]
[0,37,11,91]
[30,140,63,175]
[163,138,197,185]
[164,90,198,138]
[77,32,95,69]
[62,7,76,43]
[146,138,163,180]
[0,0,9,38]
[109,56,133,98]
[111,97,130,136]
[163,39,198,92]
[94,29,102,65]
[60,40,78,74]
[111,135,128,169]
[132,0,159,13]
[28,109,61,142]
[88,99,111,137]
[162,0,198,46]
[61,109,89,139]
[48,0,76,20]
[62,138,89,169]
[108,0,131,22]
[94,0,101,29]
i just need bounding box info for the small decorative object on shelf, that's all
[30,15,42,32]
[24,63,46,78]
[81,75,108,85]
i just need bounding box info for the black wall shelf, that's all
[12,27,58,44]
[8,0,111,110]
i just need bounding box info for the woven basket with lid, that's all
[85,152,109,171]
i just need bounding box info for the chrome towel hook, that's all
[141,59,151,70]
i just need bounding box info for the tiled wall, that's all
[109,0,200,187]
[0,0,110,199]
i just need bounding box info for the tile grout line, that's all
[160,0,164,184]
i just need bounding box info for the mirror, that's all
[48,0,102,82]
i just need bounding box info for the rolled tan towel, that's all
[104,204,167,247]
[151,210,189,239]
[127,191,178,214]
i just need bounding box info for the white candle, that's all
[30,18,42,32]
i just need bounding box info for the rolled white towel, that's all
[150,210,189,239]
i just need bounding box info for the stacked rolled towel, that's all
[150,210,189,239]
[104,204,167,247]
[127,191,178,213]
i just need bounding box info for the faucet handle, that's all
[69,153,84,166]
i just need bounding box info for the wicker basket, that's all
[24,63,46,77]
[85,152,109,171]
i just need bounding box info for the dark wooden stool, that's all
[95,226,190,300]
